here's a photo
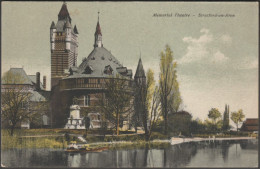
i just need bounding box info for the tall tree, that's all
[159,45,181,135]
[135,69,161,140]
[231,109,245,132]
[1,71,47,136]
[222,104,230,131]
[98,74,134,136]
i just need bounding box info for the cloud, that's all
[220,34,232,44]
[239,57,258,69]
[179,28,229,64]
[179,28,213,63]
[212,51,229,62]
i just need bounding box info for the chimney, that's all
[36,72,40,90]
[43,76,46,90]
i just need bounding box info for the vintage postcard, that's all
[1,1,258,168]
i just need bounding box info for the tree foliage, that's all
[134,69,161,140]
[1,71,47,136]
[231,109,245,131]
[98,74,134,136]
[168,111,192,136]
[222,104,230,131]
[159,45,182,135]
[208,108,221,124]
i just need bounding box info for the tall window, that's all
[84,95,90,107]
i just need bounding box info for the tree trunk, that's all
[10,125,15,136]
[116,112,120,136]
[164,105,168,135]
[164,94,168,135]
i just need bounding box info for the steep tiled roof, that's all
[2,68,33,85]
[64,47,133,79]
[30,90,50,102]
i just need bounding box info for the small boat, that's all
[65,141,108,153]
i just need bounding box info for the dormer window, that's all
[84,66,93,74]
[101,56,105,60]
[104,65,113,75]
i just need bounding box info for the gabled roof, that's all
[134,58,145,78]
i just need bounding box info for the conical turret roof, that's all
[50,21,56,29]
[134,58,145,78]
[65,19,71,28]
[58,3,70,20]
[95,21,102,35]
[74,25,79,34]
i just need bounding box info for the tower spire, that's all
[98,11,100,22]
[94,11,103,48]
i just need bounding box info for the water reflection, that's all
[1,139,258,168]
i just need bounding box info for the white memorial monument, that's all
[64,105,85,129]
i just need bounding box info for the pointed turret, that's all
[65,19,71,28]
[135,58,145,78]
[134,58,146,86]
[94,12,103,48]
[50,21,56,29]
[95,21,102,36]
[58,2,71,22]
[74,25,79,34]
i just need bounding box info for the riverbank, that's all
[1,129,257,149]
[171,136,257,145]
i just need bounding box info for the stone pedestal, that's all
[64,105,85,129]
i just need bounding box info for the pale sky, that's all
[1,2,258,123]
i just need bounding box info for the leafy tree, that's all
[1,71,47,136]
[168,111,192,136]
[208,108,221,124]
[231,109,245,132]
[159,45,181,135]
[208,108,221,132]
[190,118,207,134]
[98,74,134,136]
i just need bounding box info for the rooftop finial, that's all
[63,1,66,5]
[98,11,100,22]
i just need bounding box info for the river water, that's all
[1,139,258,168]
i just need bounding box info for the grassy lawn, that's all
[1,129,168,149]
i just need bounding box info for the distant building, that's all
[50,3,145,129]
[1,68,51,129]
[240,118,258,132]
